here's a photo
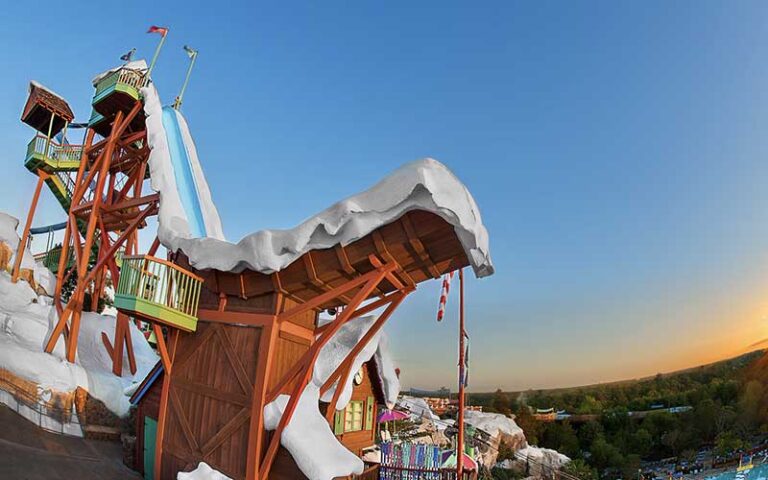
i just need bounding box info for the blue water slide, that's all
[29,222,68,235]
[161,106,207,238]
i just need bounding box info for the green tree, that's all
[563,460,597,480]
[714,431,746,457]
[515,404,542,446]
[589,436,624,471]
[492,389,512,415]
[577,395,603,414]
[628,429,652,458]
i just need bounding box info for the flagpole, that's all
[173,49,197,110]
[147,31,168,79]
[457,267,466,478]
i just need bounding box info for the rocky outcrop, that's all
[463,410,528,467]
[514,446,570,479]
[462,410,570,478]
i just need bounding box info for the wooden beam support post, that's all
[12,170,49,282]
[259,266,391,480]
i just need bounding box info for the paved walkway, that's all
[0,404,142,479]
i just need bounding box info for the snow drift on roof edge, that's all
[142,87,493,278]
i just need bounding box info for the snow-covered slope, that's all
[264,315,400,480]
[464,410,525,438]
[0,212,56,294]
[141,83,492,278]
[0,212,158,418]
[0,270,157,416]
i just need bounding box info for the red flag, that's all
[147,25,168,37]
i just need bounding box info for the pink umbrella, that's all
[379,409,410,422]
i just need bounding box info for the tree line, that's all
[470,350,768,479]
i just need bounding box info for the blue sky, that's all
[2,1,768,391]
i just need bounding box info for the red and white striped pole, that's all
[437,271,455,322]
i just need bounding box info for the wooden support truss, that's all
[42,101,159,375]
[255,256,413,480]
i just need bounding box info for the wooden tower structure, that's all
[14,65,172,375]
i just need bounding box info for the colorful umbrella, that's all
[378,409,410,422]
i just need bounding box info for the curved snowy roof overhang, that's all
[162,158,493,280]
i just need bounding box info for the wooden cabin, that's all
[113,208,474,480]
[91,63,147,135]
[21,82,74,136]
[330,359,387,456]
[132,358,389,480]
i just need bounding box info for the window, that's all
[344,401,364,432]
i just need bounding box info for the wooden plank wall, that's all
[160,320,263,480]
[269,295,315,393]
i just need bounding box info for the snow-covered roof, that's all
[463,410,524,438]
[168,156,492,278]
[29,81,69,108]
[92,59,148,85]
[141,85,493,278]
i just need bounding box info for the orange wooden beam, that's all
[277,262,397,325]
[320,291,408,399]
[245,317,279,480]
[154,329,179,480]
[11,170,49,282]
[259,267,390,480]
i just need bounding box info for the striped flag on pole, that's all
[436,271,455,322]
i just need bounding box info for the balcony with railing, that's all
[41,245,73,274]
[114,255,202,332]
[24,135,83,173]
[92,67,148,119]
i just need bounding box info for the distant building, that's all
[532,407,557,422]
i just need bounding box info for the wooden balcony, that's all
[91,68,147,133]
[115,255,203,332]
[24,134,82,173]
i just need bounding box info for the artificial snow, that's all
[463,410,524,438]
[263,314,400,480]
[397,395,440,421]
[141,87,493,277]
[29,80,67,105]
[265,384,365,480]
[373,332,399,408]
[178,462,233,480]
[142,84,225,243]
[514,445,571,476]
[0,212,158,419]
[92,59,148,85]
[168,157,493,278]
[0,212,56,295]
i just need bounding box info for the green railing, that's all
[93,68,147,103]
[43,245,73,273]
[26,135,83,169]
[115,255,203,332]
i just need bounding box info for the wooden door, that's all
[159,322,263,479]
[144,417,157,479]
